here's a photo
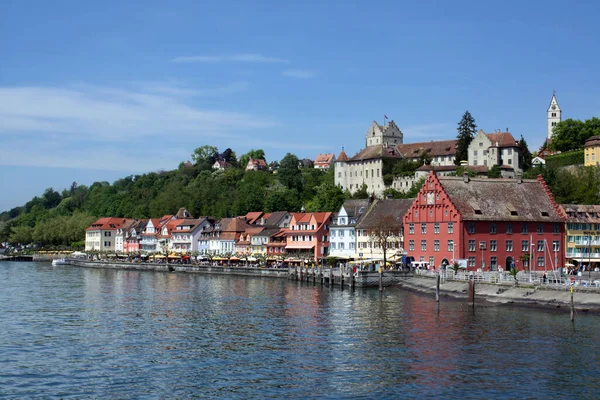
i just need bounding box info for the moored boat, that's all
[52,258,68,266]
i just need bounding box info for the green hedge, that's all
[546,150,584,169]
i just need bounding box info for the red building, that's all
[403,172,566,272]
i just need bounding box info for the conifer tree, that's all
[518,135,532,171]
[454,111,477,165]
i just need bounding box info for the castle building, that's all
[547,92,562,141]
[334,121,403,196]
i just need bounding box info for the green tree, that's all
[550,119,585,152]
[9,225,34,245]
[191,145,219,170]
[352,183,370,199]
[239,149,266,170]
[488,165,502,178]
[518,135,533,171]
[305,183,346,212]
[454,111,477,165]
[278,153,303,191]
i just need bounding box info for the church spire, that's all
[547,92,562,140]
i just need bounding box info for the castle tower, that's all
[547,92,562,140]
[365,120,403,148]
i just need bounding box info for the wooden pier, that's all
[288,266,411,288]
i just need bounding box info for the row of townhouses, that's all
[84,170,600,272]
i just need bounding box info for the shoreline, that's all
[398,275,600,313]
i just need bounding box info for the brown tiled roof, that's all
[585,135,600,147]
[245,212,264,225]
[486,132,518,147]
[314,153,335,166]
[439,176,563,222]
[337,149,349,162]
[264,211,289,225]
[561,204,600,223]
[397,139,457,159]
[356,199,414,229]
[348,145,402,162]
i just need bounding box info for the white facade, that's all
[140,220,159,252]
[365,120,403,147]
[547,93,562,140]
[329,210,357,259]
[336,158,386,195]
[468,130,521,174]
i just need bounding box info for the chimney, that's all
[463,171,469,183]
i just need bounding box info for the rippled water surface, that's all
[1,261,599,399]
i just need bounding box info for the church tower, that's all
[547,92,562,140]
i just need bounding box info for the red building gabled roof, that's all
[86,217,131,231]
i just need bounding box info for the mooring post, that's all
[436,272,440,302]
[570,286,575,322]
[351,271,355,290]
[329,266,333,287]
[320,266,324,285]
[468,279,475,307]
[378,265,383,292]
[313,267,316,284]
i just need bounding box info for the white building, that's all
[547,92,562,141]
[467,129,522,176]
[329,199,371,259]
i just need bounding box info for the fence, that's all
[414,268,600,291]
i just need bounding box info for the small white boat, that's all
[52,258,68,266]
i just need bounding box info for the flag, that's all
[384,115,388,119]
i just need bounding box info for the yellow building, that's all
[562,204,600,270]
[584,136,600,166]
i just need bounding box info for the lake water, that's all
[1,261,599,399]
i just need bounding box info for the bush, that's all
[545,150,584,169]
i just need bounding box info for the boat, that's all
[52,258,68,266]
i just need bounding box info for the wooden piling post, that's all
[378,265,383,292]
[468,280,475,307]
[436,273,440,302]
[570,286,575,322]
[313,267,316,284]
[320,266,323,285]
[329,267,333,287]
[351,272,355,290]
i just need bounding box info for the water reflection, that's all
[0,262,599,398]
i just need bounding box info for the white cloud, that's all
[0,83,276,141]
[282,69,318,79]
[172,53,289,64]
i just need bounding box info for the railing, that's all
[566,252,600,259]
[414,268,600,290]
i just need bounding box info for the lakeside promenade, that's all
[59,258,600,312]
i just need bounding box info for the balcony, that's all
[572,239,600,246]
[567,252,600,260]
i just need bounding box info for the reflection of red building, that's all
[404,172,566,271]
[285,212,333,262]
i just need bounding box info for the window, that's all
[468,256,476,267]
[490,256,497,271]
[522,240,529,252]
[552,122,557,127]
[506,240,512,252]
[474,150,478,156]
[448,222,454,234]
[553,223,560,234]
[421,240,427,251]
[409,224,414,234]
[468,223,475,234]
[490,240,497,252]
[468,240,476,252]
[552,112,557,117]
[434,240,440,252]
[521,223,528,234]
[448,240,454,252]
[537,240,544,252]
[429,256,435,267]
[434,223,440,234]
[553,240,560,252]
[537,224,544,234]
[490,223,496,234]
[409,240,414,251]
[421,223,427,234]
[537,256,545,267]
[506,223,513,234]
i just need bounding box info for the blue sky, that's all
[1,0,600,212]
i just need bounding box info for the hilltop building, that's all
[467,129,522,176]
